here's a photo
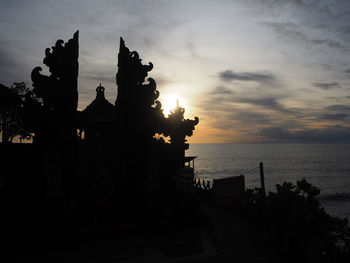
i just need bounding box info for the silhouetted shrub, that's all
[244,179,350,262]
[0,82,36,143]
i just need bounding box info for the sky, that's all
[1,0,350,143]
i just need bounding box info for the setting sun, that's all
[161,94,186,117]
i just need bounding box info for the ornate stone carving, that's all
[115,38,164,141]
[114,37,198,146]
[164,100,199,149]
[30,31,79,142]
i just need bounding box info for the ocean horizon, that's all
[187,143,350,220]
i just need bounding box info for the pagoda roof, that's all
[80,84,116,122]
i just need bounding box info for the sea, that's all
[187,143,350,220]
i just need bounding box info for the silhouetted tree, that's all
[244,179,350,262]
[0,82,34,143]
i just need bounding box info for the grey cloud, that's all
[83,69,115,85]
[186,41,199,58]
[310,39,343,49]
[313,81,341,90]
[258,125,350,143]
[0,46,15,68]
[256,1,350,31]
[319,113,349,121]
[258,126,291,141]
[263,22,304,39]
[200,93,292,116]
[0,45,31,85]
[265,0,307,7]
[232,111,272,125]
[326,96,350,102]
[199,96,237,114]
[278,119,306,129]
[219,70,275,83]
[239,96,291,113]
[211,119,238,130]
[199,88,302,134]
[325,104,350,112]
[209,86,233,95]
[207,111,272,130]
[263,21,345,49]
[316,104,350,122]
[284,0,306,6]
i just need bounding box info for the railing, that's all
[194,177,213,191]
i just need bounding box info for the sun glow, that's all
[161,94,185,117]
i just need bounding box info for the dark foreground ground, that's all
[3,193,284,263]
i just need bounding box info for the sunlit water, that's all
[187,143,350,220]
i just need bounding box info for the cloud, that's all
[0,46,15,68]
[319,113,349,121]
[313,81,341,90]
[239,96,291,113]
[186,41,199,58]
[231,111,272,125]
[83,69,115,85]
[0,46,21,84]
[310,39,344,49]
[218,70,276,83]
[262,21,345,49]
[258,125,350,143]
[314,104,350,122]
[326,96,350,103]
[199,80,350,143]
[325,104,350,112]
[209,86,233,95]
[199,96,237,114]
[200,110,273,131]
[200,91,293,117]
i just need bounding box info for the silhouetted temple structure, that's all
[14,32,199,205]
[79,84,116,140]
[0,33,201,250]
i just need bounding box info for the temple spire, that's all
[96,83,105,99]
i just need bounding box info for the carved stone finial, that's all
[96,83,105,99]
[115,37,156,108]
[164,101,199,148]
